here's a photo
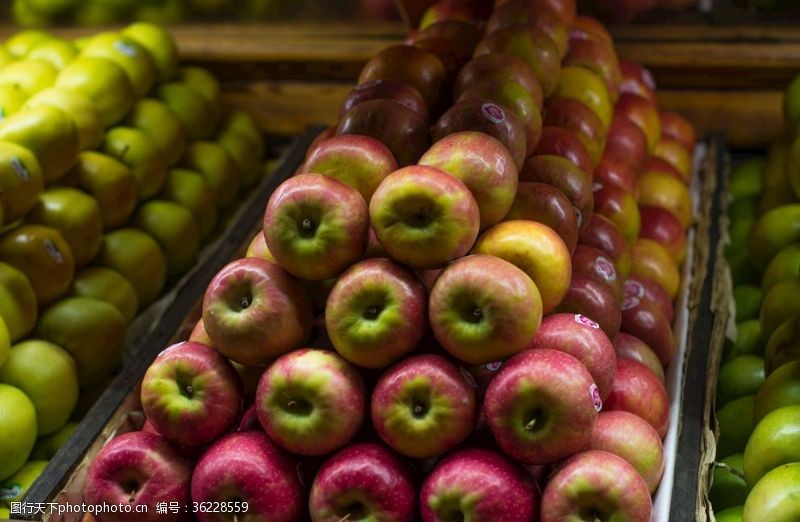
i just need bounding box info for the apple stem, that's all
[240,296,251,309]
[301,218,313,231]
[524,418,537,431]
[472,308,482,319]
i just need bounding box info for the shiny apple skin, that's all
[506,182,579,253]
[521,154,593,231]
[543,96,607,164]
[638,205,688,264]
[594,182,641,245]
[594,154,637,194]
[572,243,624,302]
[603,358,670,438]
[613,332,666,384]
[556,272,622,340]
[455,54,543,109]
[339,78,428,120]
[604,116,648,174]
[621,294,675,367]
[624,274,675,324]
[358,44,446,107]
[579,213,631,278]
[534,126,593,176]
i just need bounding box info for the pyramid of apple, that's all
[0,22,267,509]
[81,2,694,520]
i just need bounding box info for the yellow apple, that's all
[67,151,137,230]
[80,32,156,97]
[0,460,48,505]
[552,66,612,128]
[56,57,136,126]
[160,168,218,240]
[0,59,57,96]
[69,267,139,323]
[134,200,200,276]
[4,29,51,58]
[26,38,77,70]
[0,140,44,223]
[121,22,178,82]
[98,228,167,308]
[0,47,12,69]
[180,141,240,207]
[103,126,167,200]
[24,87,104,150]
[0,262,37,342]
[126,98,187,166]
[0,84,29,120]
[0,383,37,481]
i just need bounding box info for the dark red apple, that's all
[358,44,446,107]
[520,155,593,231]
[413,36,473,92]
[556,272,622,339]
[579,213,631,278]
[572,244,624,302]
[339,79,428,120]
[604,116,648,174]
[614,93,661,153]
[638,205,687,264]
[454,54,543,108]
[533,126,593,176]
[570,16,614,48]
[621,294,675,367]
[486,0,568,56]
[543,96,607,164]
[660,110,696,152]
[414,20,484,51]
[594,155,637,194]
[614,332,667,384]
[619,59,657,104]
[563,37,621,102]
[645,156,685,182]
[624,274,675,324]
[603,358,670,438]
[505,182,579,252]
[594,182,641,245]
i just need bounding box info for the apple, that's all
[135,200,200,276]
[413,36,473,91]
[615,93,661,153]
[743,462,800,522]
[358,44,446,107]
[102,127,166,202]
[373,353,476,458]
[68,151,138,229]
[158,81,215,139]
[0,460,48,505]
[302,134,397,202]
[506,182,579,252]
[660,110,695,152]
[630,238,681,300]
[420,448,537,522]
[4,29,51,57]
[180,140,240,207]
[543,97,606,163]
[0,262,37,342]
[709,453,748,512]
[325,258,426,368]
[245,232,276,263]
[0,104,78,183]
[161,168,218,240]
[429,254,542,364]
[27,187,103,267]
[126,98,187,166]
[474,24,561,96]
[369,165,479,268]
[217,129,262,189]
[557,272,622,339]
[433,97,527,169]
[0,339,78,435]
[604,116,648,173]
[749,205,800,272]
[340,79,428,120]
[520,155,593,230]
[552,66,612,128]
[621,294,675,367]
[419,131,518,229]
[188,318,212,346]
[639,205,688,263]
[27,36,77,70]
[119,22,178,80]
[540,450,653,521]
[572,244,624,302]
[528,313,617,399]
[179,65,219,105]
[486,348,599,463]
[0,140,44,223]
[218,110,261,150]
[0,314,7,367]
[743,404,800,488]
[70,267,139,324]
[455,55,543,109]
[80,32,155,97]
[579,213,631,278]
[753,360,800,424]
[646,157,684,184]
[762,244,800,295]
[563,37,621,103]
[604,358,669,438]
[620,59,657,103]
[625,275,675,324]
[766,315,800,374]
[418,0,479,28]
[534,126,593,176]
[0,59,57,97]
[0,84,27,121]
[594,155,637,194]
[0,224,74,306]
[0,384,36,481]
[141,341,242,447]
[486,1,568,56]
[594,182,641,244]
[99,228,167,308]
[415,20,484,52]
[337,98,430,167]
[24,87,103,151]
[85,431,191,522]
[569,16,616,49]
[56,57,136,126]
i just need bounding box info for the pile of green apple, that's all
[711,74,800,522]
[0,22,266,513]
[78,2,697,521]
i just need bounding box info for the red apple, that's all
[337,98,430,167]
[579,213,631,278]
[506,182,579,253]
[556,272,622,339]
[85,431,192,522]
[189,318,212,345]
[485,348,600,464]
[339,79,428,120]
[371,354,477,458]
[594,182,641,245]
[604,116,648,174]
[369,165,480,268]
[419,131,519,229]
[191,431,303,522]
[572,244,624,302]
[659,110,696,152]
[621,294,675,367]
[255,349,365,455]
[454,55,543,109]
[614,332,666,383]
[433,97,528,169]
[570,16,614,48]
[418,0,481,29]
[615,93,661,153]
[325,258,426,369]
[653,137,692,183]
[429,254,543,364]
[307,127,335,158]
[309,443,416,522]
[358,45,446,107]
[543,96,607,164]
[604,358,670,438]
[645,156,685,182]
[563,37,621,102]
[237,404,260,432]
[637,170,693,228]
[594,155,637,194]
[420,448,538,522]
[529,0,576,25]
[413,36,473,91]
[202,258,312,366]
[528,313,617,399]
[414,20,484,52]
[638,205,688,263]
[534,126,593,176]
[486,0,568,56]
[619,59,657,104]
[624,274,675,324]
[540,450,653,521]
[520,155,593,231]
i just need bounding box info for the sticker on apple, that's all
[622,295,640,311]
[624,279,646,299]
[459,366,478,389]
[481,103,506,125]
[114,39,139,58]
[595,256,616,281]
[0,483,21,501]
[589,384,602,412]
[485,361,503,372]
[574,314,600,329]
[44,239,64,264]
[11,157,29,181]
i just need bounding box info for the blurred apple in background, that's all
[121,22,178,81]
[80,32,156,97]
[604,116,648,173]
[455,54,543,109]
[615,93,661,153]
[552,66,612,128]
[614,332,666,384]
[534,126,593,176]
[637,170,693,229]
[358,45,446,108]
[631,238,681,300]
[0,383,37,481]
[543,96,607,163]
[594,182,641,244]
[158,81,215,139]
[181,140,239,207]
[339,78,428,121]
[579,213,631,278]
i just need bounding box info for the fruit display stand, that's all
[11,128,316,521]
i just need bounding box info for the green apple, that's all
[731,158,765,202]
[750,204,800,271]
[715,505,743,522]
[98,228,167,308]
[217,129,262,188]
[80,32,156,97]
[26,38,77,70]
[0,262,37,342]
[724,319,763,361]
[0,224,75,306]
[121,22,178,82]
[765,314,800,374]
[30,421,76,459]
[744,404,800,487]
[160,168,218,239]
[220,109,261,147]
[180,141,239,207]
[0,84,28,120]
[0,459,48,505]
[710,453,748,512]
[4,29,51,58]
[754,360,800,423]
[158,81,215,139]
[760,278,800,340]
[759,139,794,214]
[0,140,44,223]
[734,285,762,322]
[135,0,186,24]
[0,340,79,435]
[134,200,200,276]
[36,296,126,388]
[103,126,167,200]
[763,243,800,295]
[68,151,137,230]
[716,395,756,459]
[69,267,138,324]
[0,317,8,369]
[179,66,220,104]
[0,59,57,96]
[0,105,79,182]
[743,462,800,521]
[717,355,765,408]
[126,98,187,165]
[27,187,103,266]
[55,57,135,126]
[729,197,757,225]
[0,383,37,481]
[24,87,104,150]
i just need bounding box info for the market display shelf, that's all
[13,129,318,521]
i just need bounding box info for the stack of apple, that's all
[80,1,696,520]
[709,74,800,522]
[0,22,267,512]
